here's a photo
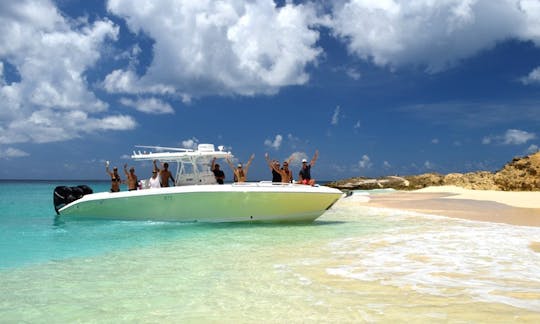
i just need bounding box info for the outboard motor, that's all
[53,185,93,215]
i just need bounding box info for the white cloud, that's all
[527,144,539,153]
[181,137,200,150]
[102,69,176,96]
[346,67,361,80]
[331,105,341,125]
[0,1,133,144]
[0,147,29,159]
[521,66,540,84]
[120,97,174,114]
[358,154,372,169]
[482,129,536,145]
[264,134,283,150]
[330,0,540,72]
[503,129,536,144]
[288,151,309,165]
[431,138,439,144]
[354,120,361,129]
[106,0,322,98]
[383,160,391,168]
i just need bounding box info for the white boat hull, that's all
[57,183,343,223]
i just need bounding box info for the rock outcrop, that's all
[327,151,540,191]
[494,152,540,190]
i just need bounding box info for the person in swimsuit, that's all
[124,164,138,191]
[298,150,318,186]
[211,157,226,184]
[153,160,175,187]
[105,161,121,192]
[226,154,255,183]
[264,153,293,183]
[281,160,293,183]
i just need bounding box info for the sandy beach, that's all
[355,185,540,227]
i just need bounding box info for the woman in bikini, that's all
[105,161,122,192]
[226,154,255,183]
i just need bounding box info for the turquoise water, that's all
[1,181,540,322]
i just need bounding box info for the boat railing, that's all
[131,144,233,186]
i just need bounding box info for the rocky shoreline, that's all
[327,151,540,191]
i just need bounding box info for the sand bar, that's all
[356,185,540,227]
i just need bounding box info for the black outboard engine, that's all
[53,185,93,215]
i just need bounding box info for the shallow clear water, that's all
[1,181,539,322]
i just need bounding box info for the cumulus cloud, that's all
[528,144,539,153]
[482,129,536,145]
[330,0,540,72]
[288,151,309,165]
[502,129,536,144]
[521,66,540,84]
[120,97,174,114]
[0,0,135,144]
[264,134,283,150]
[0,147,29,159]
[181,137,200,150]
[105,0,322,99]
[358,154,372,169]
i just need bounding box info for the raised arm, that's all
[244,154,255,172]
[310,150,319,166]
[285,155,293,165]
[105,161,112,176]
[264,153,276,170]
[123,163,129,177]
[152,160,160,171]
[225,157,236,171]
[211,157,217,171]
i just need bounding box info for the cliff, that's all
[327,151,540,191]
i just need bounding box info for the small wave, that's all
[325,217,540,311]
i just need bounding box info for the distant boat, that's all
[54,144,343,223]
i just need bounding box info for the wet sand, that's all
[357,187,540,227]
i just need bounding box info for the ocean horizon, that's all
[1,180,539,322]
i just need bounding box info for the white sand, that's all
[415,185,540,209]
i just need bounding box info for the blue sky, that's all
[1,0,540,181]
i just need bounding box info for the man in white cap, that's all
[298,150,318,185]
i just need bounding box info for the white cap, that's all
[237,163,242,167]
[301,158,307,163]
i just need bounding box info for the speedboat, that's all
[53,144,343,223]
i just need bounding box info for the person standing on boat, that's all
[226,154,254,183]
[148,169,161,188]
[211,157,225,184]
[298,150,318,186]
[264,153,282,182]
[153,160,176,187]
[264,153,293,183]
[281,160,294,183]
[123,164,139,191]
[105,161,121,192]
